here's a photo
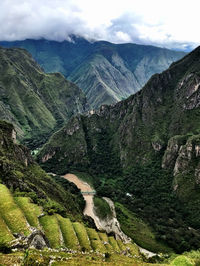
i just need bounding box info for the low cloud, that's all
[0,0,199,51]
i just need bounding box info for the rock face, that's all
[0,47,88,148]
[11,229,50,250]
[99,197,131,243]
[0,37,186,109]
[162,134,200,202]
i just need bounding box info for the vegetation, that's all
[39,215,61,249]
[0,38,185,108]
[14,197,42,228]
[56,215,80,250]
[86,228,107,253]
[0,47,88,149]
[115,202,171,253]
[93,196,112,220]
[38,46,200,253]
[0,185,140,261]
[0,184,30,236]
[73,222,92,251]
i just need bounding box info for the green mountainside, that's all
[0,121,147,265]
[0,119,199,266]
[0,37,186,108]
[0,43,200,264]
[0,47,88,148]
[38,46,200,253]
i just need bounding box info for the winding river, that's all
[62,173,158,257]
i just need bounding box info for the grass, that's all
[72,222,92,251]
[93,196,112,220]
[86,228,107,253]
[0,184,30,236]
[56,215,80,250]
[170,255,194,266]
[116,239,126,251]
[108,236,121,252]
[126,243,140,256]
[98,232,113,252]
[39,215,61,248]
[14,197,42,228]
[0,249,148,266]
[0,216,14,245]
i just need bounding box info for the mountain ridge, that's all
[0,46,88,148]
[0,37,186,108]
[37,46,200,252]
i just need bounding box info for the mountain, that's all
[0,47,88,148]
[0,37,186,108]
[0,120,199,265]
[38,46,200,253]
[0,120,144,265]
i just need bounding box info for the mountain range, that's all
[0,37,186,108]
[0,47,88,148]
[38,46,200,253]
[0,39,200,264]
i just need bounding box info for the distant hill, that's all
[0,47,88,148]
[0,37,186,108]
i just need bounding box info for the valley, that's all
[0,37,186,108]
[0,40,199,265]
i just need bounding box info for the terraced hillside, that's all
[1,182,200,265]
[0,183,139,257]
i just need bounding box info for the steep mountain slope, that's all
[0,37,186,108]
[0,121,146,265]
[0,47,88,148]
[0,124,199,266]
[0,121,85,222]
[38,46,200,252]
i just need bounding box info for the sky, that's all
[1,0,200,51]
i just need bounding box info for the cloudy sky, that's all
[1,0,200,50]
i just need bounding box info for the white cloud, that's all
[0,0,200,50]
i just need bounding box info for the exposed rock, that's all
[152,142,163,152]
[10,228,50,250]
[162,135,187,170]
[100,197,131,243]
[42,151,56,163]
[11,129,17,144]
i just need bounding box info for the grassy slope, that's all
[86,228,107,253]
[0,184,139,258]
[1,184,200,265]
[56,214,80,250]
[93,196,112,220]
[73,222,92,251]
[39,215,62,249]
[0,185,30,236]
[0,217,14,245]
[14,197,42,228]
[115,202,171,253]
